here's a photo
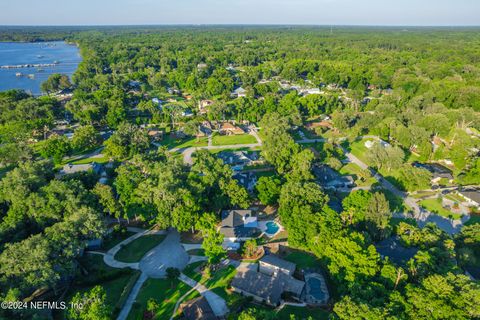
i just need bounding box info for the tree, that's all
[68,286,110,320]
[365,192,392,240]
[243,239,257,258]
[41,74,72,94]
[104,122,150,159]
[196,213,226,264]
[256,176,282,205]
[367,143,405,172]
[72,125,102,152]
[93,183,120,218]
[39,134,71,164]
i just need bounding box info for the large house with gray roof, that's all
[260,254,296,276]
[230,255,305,306]
[219,210,260,242]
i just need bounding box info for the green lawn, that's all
[465,214,480,226]
[114,234,166,263]
[126,278,192,320]
[420,199,463,220]
[60,253,140,319]
[102,231,136,251]
[347,138,373,164]
[182,261,206,282]
[71,155,110,165]
[202,265,237,299]
[162,135,208,149]
[284,251,321,269]
[339,162,376,187]
[212,134,257,146]
[187,248,205,256]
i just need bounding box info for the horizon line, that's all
[1,23,480,28]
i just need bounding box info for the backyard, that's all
[114,234,166,263]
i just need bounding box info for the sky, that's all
[0,0,479,26]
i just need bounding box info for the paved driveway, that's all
[139,230,190,278]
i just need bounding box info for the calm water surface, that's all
[0,41,81,95]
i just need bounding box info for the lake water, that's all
[0,41,81,95]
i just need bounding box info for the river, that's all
[0,41,81,95]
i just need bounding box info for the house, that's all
[197,63,208,70]
[313,165,355,189]
[233,172,258,192]
[58,162,103,177]
[181,109,194,117]
[231,258,305,306]
[180,296,217,320]
[457,190,480,209]
[412,162,454,184]
[231,87,247,98]
[217,151,259,168]
[147,129,163,142]
[199,100,214,114]
[306,121,333,131]
[259,254,296,276]
[375,236,418,266]
[219,122,245,135]
[300,88,323,96]
[365,139,391,149]
[219,210,260,243]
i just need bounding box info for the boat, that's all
[37,55,44,58]
[15,72,23,77]
[53,60,59,64]
[27,74,35,79]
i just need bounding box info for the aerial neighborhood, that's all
[0,25,479,320]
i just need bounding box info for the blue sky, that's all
[0,0,479,26]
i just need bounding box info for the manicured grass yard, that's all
[71,155,110,165]
[347,138,372,164]
[420,199,463,220]
[284,251,321,269]
[102,231,136,251]
[339,162,376,187]
[162,135,208,149]
[465,214,480,226]
[212,133,257,146]
[182,261,206,282]
[114,234,166,263]
[126,278,191,320]
[187,248,205,256]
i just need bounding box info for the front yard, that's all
[419,198,463,220]
[126,278,191,320]
[114,234,166,263]
[212,133,257,146]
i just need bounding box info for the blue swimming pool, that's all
[307,277,327,301]
[265,221,280,235]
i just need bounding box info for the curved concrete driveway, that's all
[139,230,190,278]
